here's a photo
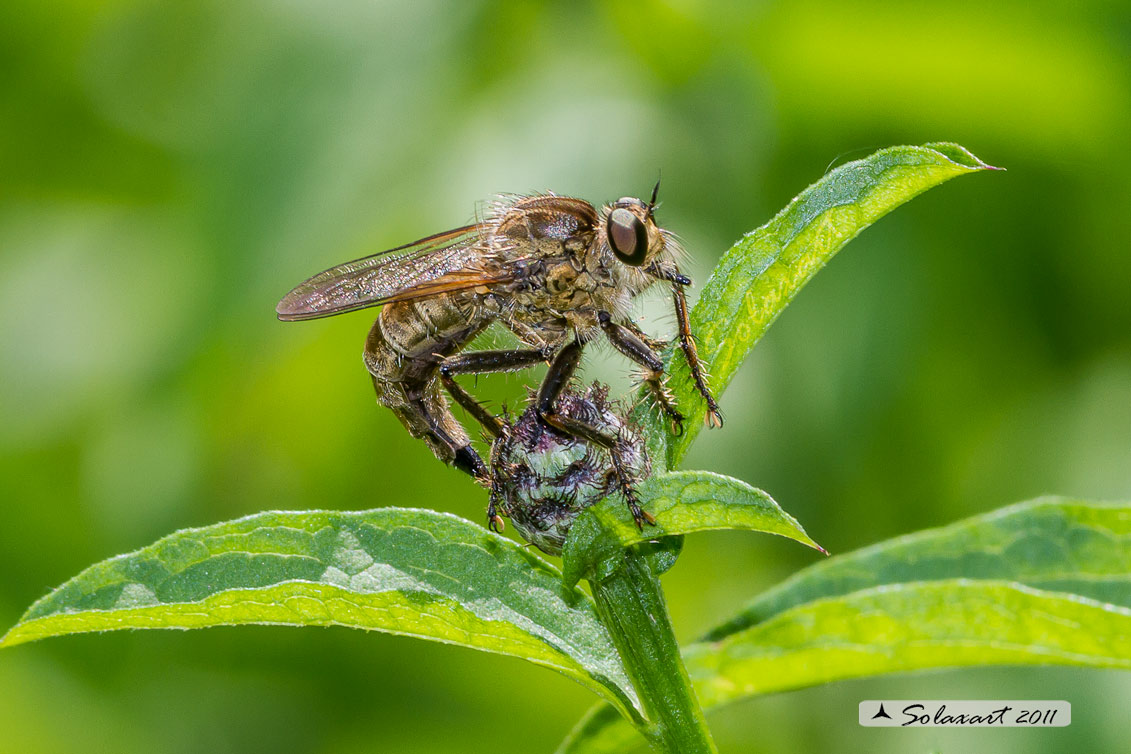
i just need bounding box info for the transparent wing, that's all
[276,225,507,321]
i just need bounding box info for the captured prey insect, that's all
[276,183,722,524]
[488,383,651,553]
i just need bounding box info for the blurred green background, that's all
[2,0,1130,751]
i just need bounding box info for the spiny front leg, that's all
[669,277,723,428]
[597,311,685,434]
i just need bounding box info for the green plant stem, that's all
[588,547,717,754]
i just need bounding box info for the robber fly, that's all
[277,183,722,526]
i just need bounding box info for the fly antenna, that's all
[649,171,661,213]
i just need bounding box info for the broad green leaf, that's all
[648,143,999,467]
[704,496,1131,640]
[1,507,641,721]
[685,580,1131,707]
[561,471,823,588]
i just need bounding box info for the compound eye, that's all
[607,208,648,266]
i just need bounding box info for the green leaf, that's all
[557,704,643,754]
[560,471,824,588]
[704,496,1131,640]
[1,507,641,721]
[559,498,1131,753]
[649,142,999,467]
[685,580,1131,707]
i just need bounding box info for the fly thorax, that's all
[545,262,578,295]
[572,262,640,322]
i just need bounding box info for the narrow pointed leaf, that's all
[0,507,641,720]
[561,581,1131,754]
[704,496,1131,640]
[561,471,824,588]
[685,580,1131,707]
[559,498,1131,753]
[649,142,998,467]
[556,705,643,754]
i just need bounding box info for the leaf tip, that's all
[922,142,1002,172]
[800,535,828,556]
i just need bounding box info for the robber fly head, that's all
[605,199,664,269]
[603,177,683,272]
